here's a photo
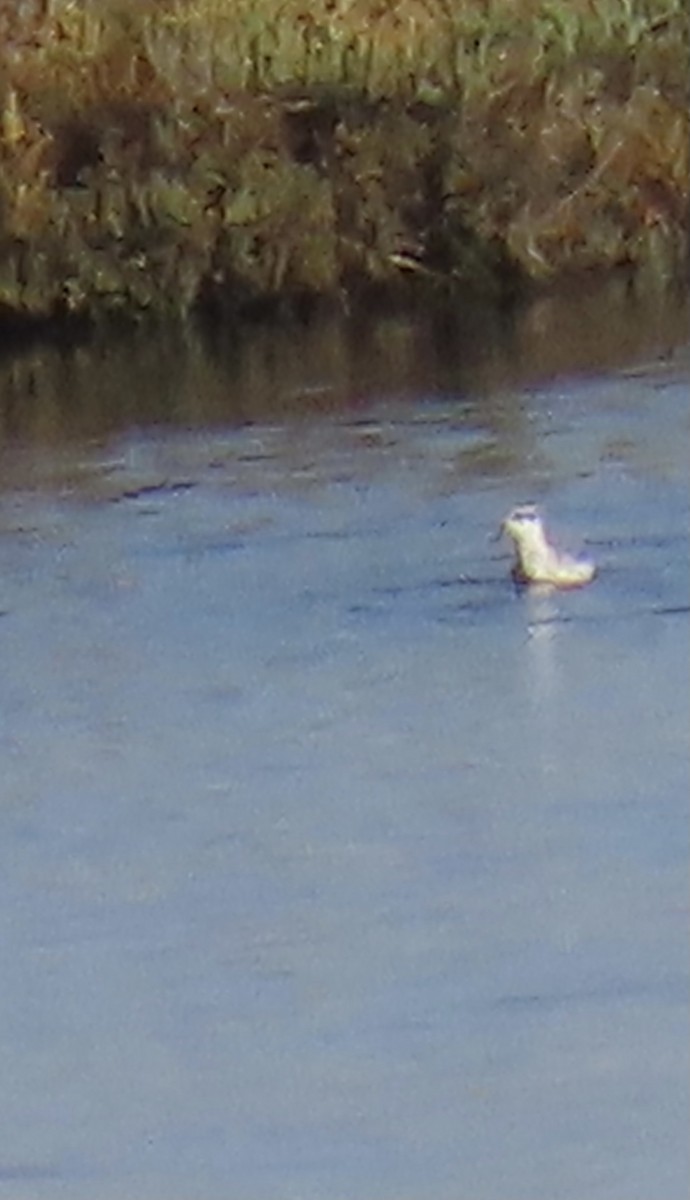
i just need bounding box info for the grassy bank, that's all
[0,0,687,324]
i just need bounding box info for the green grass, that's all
[0,0,687,322]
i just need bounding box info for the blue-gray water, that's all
[1,292,688,1199]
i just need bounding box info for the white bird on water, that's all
[500,505,596,588]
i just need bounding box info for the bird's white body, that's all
[501,505,596,588]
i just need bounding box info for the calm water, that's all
[1,286,688,1199]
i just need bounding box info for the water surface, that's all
[0,287,688,1199]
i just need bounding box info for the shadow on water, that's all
[1,277,688,455]
[0,278,688,1200]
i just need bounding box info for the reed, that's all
[0,0,687,321]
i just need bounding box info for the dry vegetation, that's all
[0,0,687,322]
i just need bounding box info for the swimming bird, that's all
[501,505,596,588]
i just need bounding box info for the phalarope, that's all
[501,505,596,588]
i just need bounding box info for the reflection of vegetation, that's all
[1,281,686,451]
[0,0,687,322]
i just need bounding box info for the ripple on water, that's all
[0,328,688,1200]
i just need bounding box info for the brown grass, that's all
[0,0,687,322]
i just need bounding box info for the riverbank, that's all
[1,0,688,326]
